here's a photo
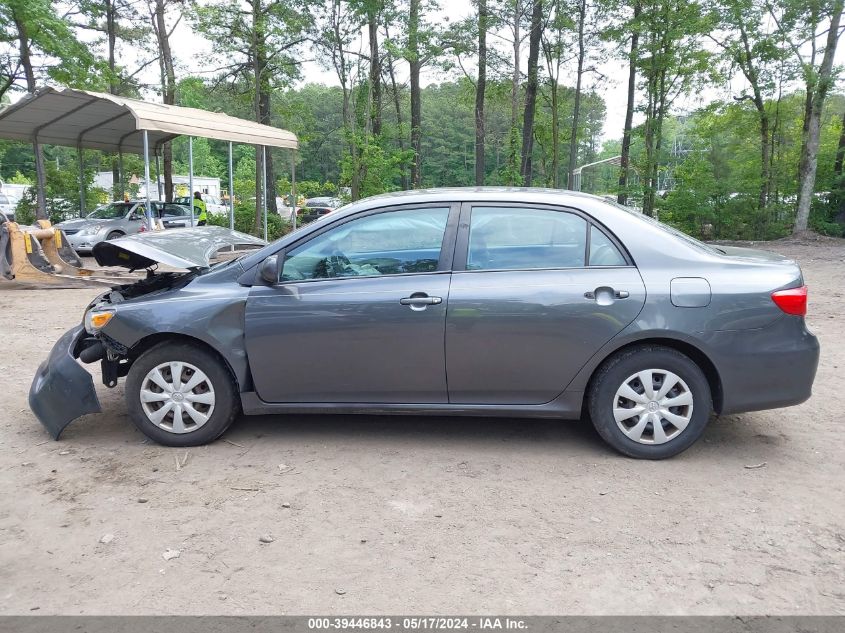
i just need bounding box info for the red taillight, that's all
[771,285,808,316]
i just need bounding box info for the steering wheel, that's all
[318,251,351,277]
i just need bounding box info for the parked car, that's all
[299,196,342,224]
[0,192,16,221]
[56,201,195,253]
[30,189,819,459]
[174,195,227,215]
[247,196,297,223]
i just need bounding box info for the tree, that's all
[617,1,641,204]
[502,0,529,184]
[540,0,574,189]
[519,0,542,184]
[314,0,367,199]
[194,0,310,228]
[768,0,845,233]
[566,0,586,188]
[636,0,712,216]
[476,0,488,185]
[150,0,181,202]
[408,0,422,187]
[711,0,785,213]
[0,0,96,218]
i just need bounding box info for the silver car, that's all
[0,191,16,221]
[29,189,819,459]
[57,201,194,253]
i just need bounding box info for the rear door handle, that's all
[584,288,630,301]
[400,293,442,311]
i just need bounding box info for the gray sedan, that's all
[57,201,195,252]
[29,189,819,459]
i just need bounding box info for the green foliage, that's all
[7,171,31,184]
[294,180,338,198]
[340,135,412,199]
[206,201,293,241]
[0,0,103,94]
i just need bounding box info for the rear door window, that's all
[467,206,588,270]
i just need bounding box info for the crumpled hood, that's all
[92,226,267,270]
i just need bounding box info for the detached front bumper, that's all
[29,325,101,439]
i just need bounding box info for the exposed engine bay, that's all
[89,270,195,308]
[79,270,197,387]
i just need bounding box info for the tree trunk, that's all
[567,0,586,189]
[107,0,121,198]
[153,0,176,202]
[509,4,521,184]
[618,1,640,205]
[520,0,542,185]
[475,0,487,186]
[384,28,409,190]
[795,0,844,233]
[409,0,422,188]
[368,7,382,138]
[13,11,48,219]
[551,80,559,188]
[253,0,265,230]
[834,111,845,213]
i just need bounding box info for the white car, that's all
[174,195,227,215]
[0,192,16,221]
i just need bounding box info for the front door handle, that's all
[400,293,442,311]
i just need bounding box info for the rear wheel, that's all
[587,345,712,459]
[125,342,239,446]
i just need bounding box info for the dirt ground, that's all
[0,237,843,616]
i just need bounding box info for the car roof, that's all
[357,187,604,204]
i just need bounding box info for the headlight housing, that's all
[78,224,104,236]
[84,309,115,334]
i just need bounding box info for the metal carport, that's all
[0,86,299,235]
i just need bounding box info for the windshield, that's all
[608,200,724,255]
[88,203,133,220]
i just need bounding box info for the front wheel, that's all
[125,342,239,446]
[587,345,712,459]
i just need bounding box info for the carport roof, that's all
[0,87,298,154]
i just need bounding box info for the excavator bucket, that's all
[33,220,92,276]
[0,221,93,288]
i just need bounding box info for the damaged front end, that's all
[29,271,195,439]
[29,227,266,439]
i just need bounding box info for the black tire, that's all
[125,342,239,447]
[587,345,712,459]
[106,231,123,241]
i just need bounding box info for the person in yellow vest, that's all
[193,192,208,226]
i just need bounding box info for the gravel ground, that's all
[0,238,843,615]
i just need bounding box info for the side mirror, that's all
[259,254,282,284]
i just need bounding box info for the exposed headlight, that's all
[84,309,115,334]
[78,224,104,235]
